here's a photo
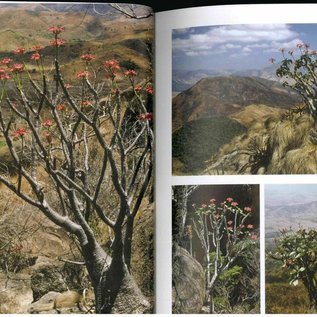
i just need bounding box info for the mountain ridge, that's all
[172,75,301,131]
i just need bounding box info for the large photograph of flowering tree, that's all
[0,3,154,314]
[172,184,260,314]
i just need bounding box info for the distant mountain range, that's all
[172,76,301,130]
[173,65,283,93]
[266,200,317,246]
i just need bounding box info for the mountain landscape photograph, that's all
[172,24,317,175]
[0,3,154,314]
[265,184,317,313]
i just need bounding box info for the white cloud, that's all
[173,24,300,57]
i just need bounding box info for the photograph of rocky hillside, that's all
[0,3,154,314]
[265,184,317,313]
[172,24,317,175]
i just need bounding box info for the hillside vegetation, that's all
[172,116,246,174]
[205,111,317,175]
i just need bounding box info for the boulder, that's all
[172,244,206,313]
[0,272,33,313]
[30,260,68,301]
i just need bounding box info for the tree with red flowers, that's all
[0,25,153,313]
[192,198,257,313]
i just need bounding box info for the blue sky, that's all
[265,184,317,206]
[172,24,317,71]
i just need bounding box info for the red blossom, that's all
[231,202,239,207]
[227,220,233,226]
[12,47,26,55]
[247,224,254,229]
[146,85,154,94]
[138,112,153,121]
[56,104,66,111]
[201,204,207,208]
[102,59,120,74]
[76,70,90,78]
[10,64,24,73]
[244,207,252,213]
[134,85,142,92]
[251,234,257,241]
[124,69,137,77]
[0,73,10,81]
[1,57,12,65]
[12,127,27,138]
[42,119,54,128]
[31,52,41,61]
[210,198,216,203]
[32,45,45,52]
[81,54,95,62]
[226,197,234,203]
[50,39,65,47]
[48,26,65,34]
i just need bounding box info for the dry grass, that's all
[206,112,317,175]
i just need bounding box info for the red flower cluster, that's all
[77,70,90,78]
[42,119,54,128]
[81,54,95,62]
[146,85,154,94]
[56,104,66,111]
[50,39,65,47]
[1,57,12,65]
[32,45,45,52]
[124,69,137,77]
[10,64,24,73]
[134,85,142,92]
[102,59,120,75]
[244,207,252,213]
[226,197,233,203]
[48,26,65,35]
[138,112,153,121]
[12,47,26,55]
[0,68,10,81]
[247,224,254,229]
[12,127,27,138]
[231,202,239,207]
[31,52,41,61]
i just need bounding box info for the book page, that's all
[0,2,154,314]
[156,4,317,314]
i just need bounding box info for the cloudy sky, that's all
[172,24,317,71]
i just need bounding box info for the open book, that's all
[0,2,317,315]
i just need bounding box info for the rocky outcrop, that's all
[172,244,206,313]
[0,272,33,313]
[30,258,68,301]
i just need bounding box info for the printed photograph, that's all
[265,184,317,313]
[172,24,317,175]
[172,184,260,314]
[0,3,154,314]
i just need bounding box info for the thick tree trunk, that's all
[81,237,150,313]
[124,215,134,272]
